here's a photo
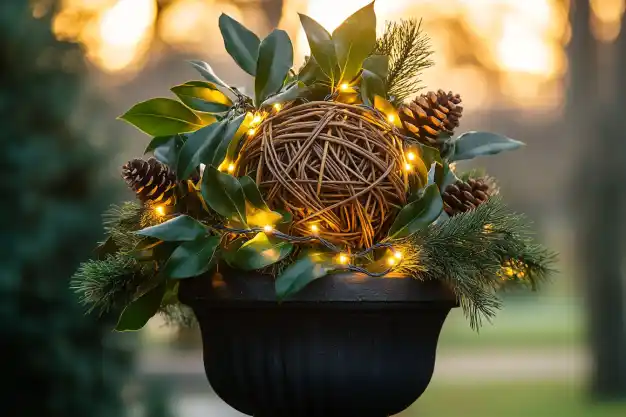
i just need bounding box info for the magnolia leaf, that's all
[363,54,389,80]
[299,14,337,83]
[389,184,443,238]
[225,112,254,162]
[145,134,185,172]
[232,232,293,270]
[177,121,227,180]
[435,162,459,190]
[171,81,232,113]
[136,215,207,241]
[188,60,234,93]
[239,175,269,210]
[115,282,165,331]
[275,252,334,300]
[297,56,323,85]
[209,114,246,168]
[417,143,442,168]
[360,70,385,107]
[201,165,247,224]
[246,205,283,228]
[219,14,260,76]
[332,1,376,84]
[452,131,525,161]
[255,29,294,106]
[119,98,204,136]
[261,81,308,107]
[373,95,401,127]
[163,235,220,279]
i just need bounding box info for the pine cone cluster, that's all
[122,158,177,205]
[442,178,491,216]
[399,90,463,152]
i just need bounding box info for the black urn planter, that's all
[179,268,457,417]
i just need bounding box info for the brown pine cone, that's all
[442,178,491,216]
[399,90,463,151]
[122,157,177,205]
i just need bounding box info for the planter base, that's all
[180,269,457,417]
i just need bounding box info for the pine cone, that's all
[399,90,463,151]
[442,178,491,216]
[122,158,177,205]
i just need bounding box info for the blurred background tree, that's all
[0,1,134,416]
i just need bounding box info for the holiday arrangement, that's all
[72,2,556,331]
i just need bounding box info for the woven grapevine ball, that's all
[236,101,410,249]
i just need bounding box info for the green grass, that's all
[400,382,626,417]
[439,296,583,350]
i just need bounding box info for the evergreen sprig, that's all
[71,253,149,314]
[394,198,557,329]
[375,19,434,104]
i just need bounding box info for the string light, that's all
[247,128,256,136]
[407,152,416,161]
[387,257,397,266]
[227,163,235,173]
[393,251,402,260]
[404,163,412,171]
[273,103,282,112]
[251,113,262,125]
[387,114,396,123]
[310,224,319,234]
[340,83,349,91]
[263,225,273,233]
[338,253,349,264]
[154,205,165,216]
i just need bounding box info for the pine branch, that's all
[375,19,434,104]
[392,198,557,329]
[71,253,153,315]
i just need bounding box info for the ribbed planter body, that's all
[179,269,457,417]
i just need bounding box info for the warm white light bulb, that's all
[338,254,348,264]
[252,114,262,125]
[407,152,416,161]
[387,257,397,266]
[273,103,282,112]
[404,163,412,171]
[387,114,396,123]
[340,83,349,91]
[263,225,273,233]
[394,251,402,260]
[247,128,256,136]
[227,163,235,173]
[154,205,165,216]
[310,224,319,233]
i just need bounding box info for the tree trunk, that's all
[569,0,626,399]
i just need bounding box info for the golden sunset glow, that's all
[46,0,624,108]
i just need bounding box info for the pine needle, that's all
[393,198,557,329]
[375,19,434,104]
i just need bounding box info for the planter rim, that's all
[179,266,458,308]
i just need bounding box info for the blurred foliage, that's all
[0,2,134,416]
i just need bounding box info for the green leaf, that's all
[299,14,337,83]
[209,114,246,168]
[145,134,185,172]
[225,113,254,162]
[363,54,389,80]
[136,215,207,241]
[188,60,234,93]
[435,162,459,190]
[332,1,376,84]
[260,81,308,107]
[388,184,443,238]
[119,98,204,136]
[177,121,227,180]
[255,29,294,106]
[163,235,220,279]
[360,70,385,107]
[115,282,165,331]
[297,56,323,85]
[452,131,525,161]
[417,143,442,168]
[275,252,334,300]
[219,14,260,76]
[232,232,293,270]
[239,176,269,210]
[374,95,402,127]
[201,165,247,224]
[171,81,232,113]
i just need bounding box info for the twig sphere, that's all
[236,101,409,249]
